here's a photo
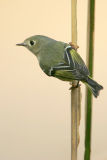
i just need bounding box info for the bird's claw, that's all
[69,42,79,50]
[69,83,81,90]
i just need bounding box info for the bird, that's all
[16,35,103,97]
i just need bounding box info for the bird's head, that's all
[16,35,55,56]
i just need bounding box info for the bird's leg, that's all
[69,42,79,50]
[69,81,81,90]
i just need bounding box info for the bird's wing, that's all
[48,46,89,80]
[64,46,89,76]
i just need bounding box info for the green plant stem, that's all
[84,0,95,160]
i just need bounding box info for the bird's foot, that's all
[69,82,81,90]
[69,42,79,50]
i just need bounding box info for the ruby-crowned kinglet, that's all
[17,35,103,97]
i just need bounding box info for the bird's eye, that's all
[30,40,35,46]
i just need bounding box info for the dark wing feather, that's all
[68,48,89,76]
[48,46,89,81]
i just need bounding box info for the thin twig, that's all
[71,0,81,160]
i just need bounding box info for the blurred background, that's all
[0,0,106,160]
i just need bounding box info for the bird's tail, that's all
[84,76,103,98]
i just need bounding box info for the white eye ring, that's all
[29,40,36,46]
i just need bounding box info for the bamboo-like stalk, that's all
[71,0,81,160]
[84,0,95,160]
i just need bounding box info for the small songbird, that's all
[16,35,103,97]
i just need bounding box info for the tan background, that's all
[0,0,107,160]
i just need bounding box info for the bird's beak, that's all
[16,42,27,46]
